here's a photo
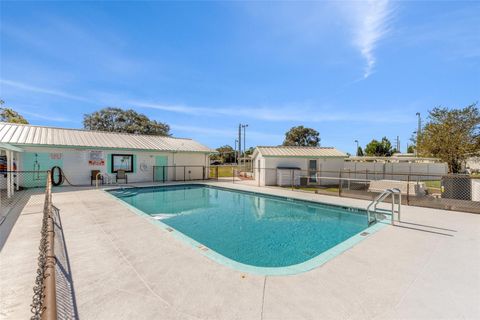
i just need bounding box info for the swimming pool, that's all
[108,184,383,274]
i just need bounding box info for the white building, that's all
[251,146,348,186]
[0,122,213,189]
[345,154,448,179]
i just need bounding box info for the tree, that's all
[407,145,415,153]
[417,103,480,173]
[244,147,255,156]
[364,137,393,156]
[356,146,364,156]
[0,100,28,124]
[283,126,320,147]
[214,145,236,163]
[83,107,170,136]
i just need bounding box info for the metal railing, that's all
[367,188,401,225]
[231,167,480,214]
[1,171,49,227]
[31,170,57,320]
[117,164,480,214]
[152,165,208,182]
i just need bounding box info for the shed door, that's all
[308,159,318,183]
[155,156,168,181]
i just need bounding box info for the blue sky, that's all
[0,1,479,154]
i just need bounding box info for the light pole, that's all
[238,124,242,166]
[242,124,248,170]
[234,139,239,165]
[413,131,417,156]
[415,112,421,156]
[354,140,359,156]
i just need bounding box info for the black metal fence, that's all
[152,165,208,182]
[129,165,480,214]
[0,171,49,226]
[232,167,480,214]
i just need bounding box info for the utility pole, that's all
[354,140,359,156]
[238,124,242,165]
[415,112,421,157]
[396,136,400,153]
[234,139,239,165]
[416,112,421,137]
[242,124,248,170]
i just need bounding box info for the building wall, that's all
[466,157,480,172]
[16,146,209,186]
[252,154,346,186]
[343,161,448,180]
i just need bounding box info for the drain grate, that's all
[360,232,369,236]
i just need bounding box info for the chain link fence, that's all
[152,165,208,182]
[102,165,480,214]
[0,170,80,319]
[0,171,49,229]
[231,168,480,214]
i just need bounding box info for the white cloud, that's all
[18,109,77,123]
[133,100,411,124]
[1,78,411,124]
[170,124,283,142]
[0,79,91,102]
[339,0,395,78]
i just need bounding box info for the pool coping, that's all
[103,183,389,276]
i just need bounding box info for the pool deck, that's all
[1,181,479,319]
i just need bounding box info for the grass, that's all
[424,180,441,188]
[209,165,240,178]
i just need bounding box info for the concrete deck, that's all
[1,181,479,319]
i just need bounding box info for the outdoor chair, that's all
[116,169,128,184]
[90,170,103,186]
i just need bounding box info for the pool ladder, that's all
[367,188,401,225]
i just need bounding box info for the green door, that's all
[155,156,168,181]
[22,152,64,187]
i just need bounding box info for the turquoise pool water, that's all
[108,185,371,268]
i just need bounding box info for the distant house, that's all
[251,146,347,186]
[0,122,213,188]
[465,156,480,173]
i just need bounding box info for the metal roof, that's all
[254,146,347,158]
[0,122,214,153]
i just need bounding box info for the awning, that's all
[0,143,24,152]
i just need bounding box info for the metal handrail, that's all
[31,171,57,320]
[367,188,401,225]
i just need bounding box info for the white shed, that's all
[251,146,348,187]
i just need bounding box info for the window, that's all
[308,159,317,183]
[111,154,134,173]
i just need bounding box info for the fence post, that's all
[44,170,57,319]
[338,171,342,197]
[407,174,410,205]
[203,166,205,180]
[348,169,351,190]
[153,166,155,182]
[232,167,235,183]
[163,166,166,183]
